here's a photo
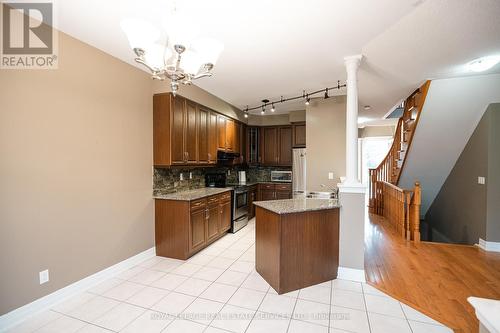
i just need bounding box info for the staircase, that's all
[368,81,430,241]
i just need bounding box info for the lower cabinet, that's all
[155,191,232,260]
[257,183,292,201]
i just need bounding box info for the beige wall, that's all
[152,81,246,122]
[0,30,154,314]
[358,125,395,138]
[306,96,346,190]
[247,110,306,126]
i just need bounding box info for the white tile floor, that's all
[6,219,453,333]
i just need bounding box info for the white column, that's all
[343,55,363,187]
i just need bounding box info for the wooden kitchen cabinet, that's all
[292,122,306,147]
[257,183,292,201]
[278,126,292,165]
[260,126,292,166]
[154,93,245,166]
[155,191,232,260]
[208,111,218,164]
[189,205,207,253]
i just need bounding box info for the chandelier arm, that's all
[134,57,159,74]
[192,72,213,80]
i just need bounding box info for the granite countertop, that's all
[253,198,340,214]
[153,187,232,201]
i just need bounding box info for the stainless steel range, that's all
[205,172,249,233]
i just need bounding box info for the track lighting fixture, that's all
[244,113,248,118]
[246,82,346,114]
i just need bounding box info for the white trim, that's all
[477,238,500,252]
[337,183,367,194]
[0,247,156,332]
[337,267,366,282]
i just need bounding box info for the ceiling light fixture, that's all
[121,7,223,96]
[244,106,249,118]
[364,105,371,110]
[271,103,276,112]
[466,55,500,72]
[247,81,346,114]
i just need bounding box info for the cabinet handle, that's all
[206,209,209,220]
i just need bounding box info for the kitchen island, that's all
[254,198,340,294]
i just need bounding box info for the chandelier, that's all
[120,12,223,96]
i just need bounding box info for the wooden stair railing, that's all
[368,80,430,242]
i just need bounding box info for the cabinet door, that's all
[190,208,206,252]
[248,188,257,219]
[185,100,198,163]
[261,189,275,201]
[208,112,218,164]
[219,200,232,232]
[278,126,293,166]
[207,203,219,242]
[247,127,259,164]
[240,124,247,164]
[198,107,209,164]
[225,118,235,151]
[292,122,306,147]
[233,122,240,155]
[171,96,186,164]
[262,127,278,165]
[217,115,226,150]
[276,191,292,200]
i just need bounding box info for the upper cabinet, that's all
[153,93,245,166]
[292,122,306,148]
[260,125,293,166]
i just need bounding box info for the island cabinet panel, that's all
[255,206,339,294]
[155,191,232,260]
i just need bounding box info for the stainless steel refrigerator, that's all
[292,148,306,195]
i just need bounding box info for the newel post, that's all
[412,182,421,242]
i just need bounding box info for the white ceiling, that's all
[54,0,500,124]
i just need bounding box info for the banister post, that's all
[412,182,421,242]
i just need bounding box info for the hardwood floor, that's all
[365,213,500,333]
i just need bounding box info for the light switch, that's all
[39,269,49,284]
[328,172,334,180]
[478,176,486,185]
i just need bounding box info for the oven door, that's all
[233,190,249,220]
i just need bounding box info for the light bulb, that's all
[121,19,160,50]
[271,104,275,112]
[305,97,310,106]
[244,113,248,118]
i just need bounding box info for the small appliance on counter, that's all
[270,170,292,183]
[205,172,249,233]
[238,170,246,184]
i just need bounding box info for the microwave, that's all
[270,170,292,183]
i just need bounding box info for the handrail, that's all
[368,80,430,241]
[373,180,421,242]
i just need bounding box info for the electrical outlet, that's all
[328,172,334,180]
[179,173,184,181]
[189,172,193,179]
[478,176,486,185]
[39,269,49,284]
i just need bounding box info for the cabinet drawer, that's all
[260,183,275,190]
[275,184,292,191]
[190,198,207,210]
[218,191,232,202]
[207,195,220,205]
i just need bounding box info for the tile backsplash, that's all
[153,165,292,195]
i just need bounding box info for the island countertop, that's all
[153,187,232,201]
[253,198,340,214]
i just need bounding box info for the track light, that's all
[261,105,265,115]
[271,103,275,112]
[324,88,329,99]
[244,113,248,118]
[305,95,310,106]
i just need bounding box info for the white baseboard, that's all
[0,247,156,332]
[337,267,366,283]
[477,238,500,252]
